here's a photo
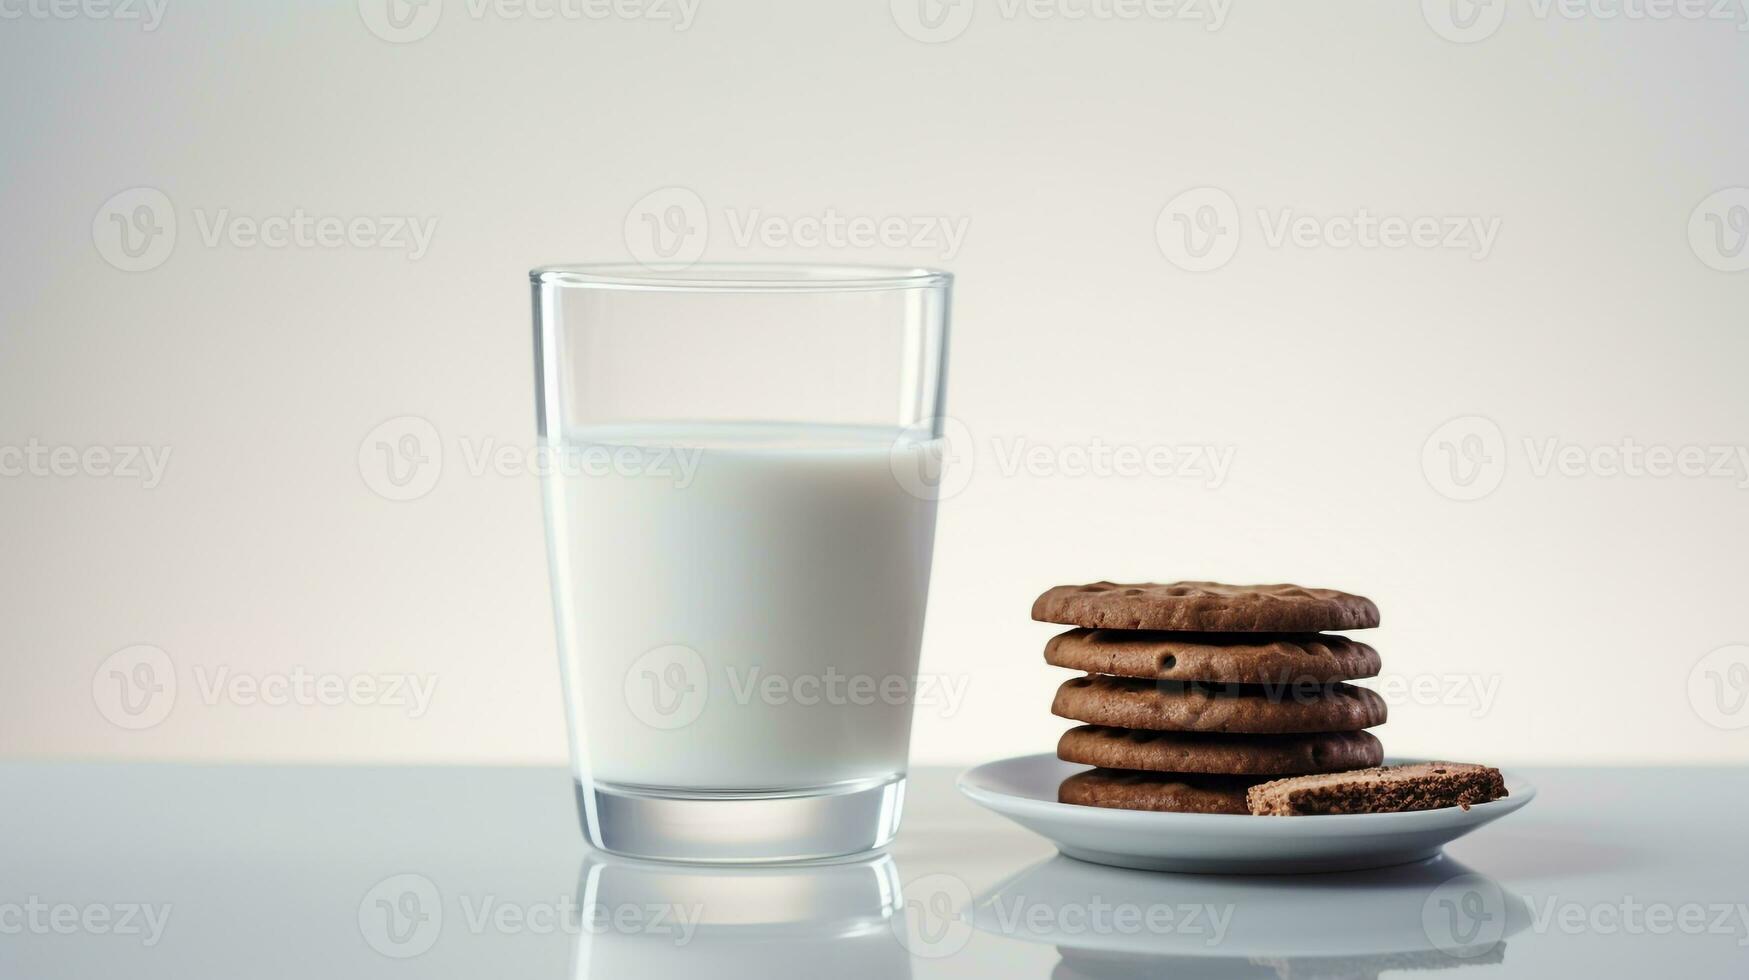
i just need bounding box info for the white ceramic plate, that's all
[957,754,1535,874]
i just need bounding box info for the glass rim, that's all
[529,262,952,293]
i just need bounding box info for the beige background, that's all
[3,0,1747,767]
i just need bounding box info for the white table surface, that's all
[2,762,1745,978]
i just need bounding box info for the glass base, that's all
[575,774,905,864]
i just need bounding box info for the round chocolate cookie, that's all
[1051,675,1387,734]
[1058,768,1261,815]
[1031,581,1380,633]
[1058,725,1384,775]
[1044,628,1381,684]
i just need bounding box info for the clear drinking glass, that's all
[532,263,952,863]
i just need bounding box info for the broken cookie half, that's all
[1247,762,1507,816]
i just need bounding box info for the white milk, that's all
[542,422,940,790]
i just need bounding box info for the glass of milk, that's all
[532,264,952,863]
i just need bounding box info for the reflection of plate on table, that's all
[959,754,1535,874]
[973,852,1531,977]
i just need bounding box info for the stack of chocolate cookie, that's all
[1034,581,1387,815]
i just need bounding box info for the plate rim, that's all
[957,752,1536,831]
